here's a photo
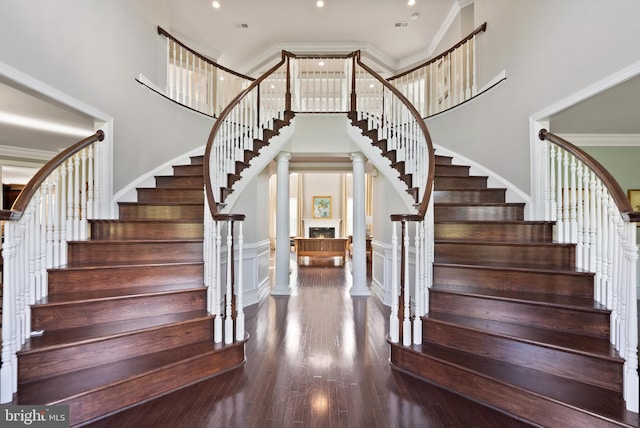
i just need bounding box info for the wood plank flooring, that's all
[83,257,534,428]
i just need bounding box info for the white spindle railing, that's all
[0,130,106,404]
[353,58,433,208]
[202,206,246,345]
[539,129,639,412]
[389,23,486,118]
[158,26,254,118]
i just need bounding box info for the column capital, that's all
[277,151,291,162]
[350,152,365,163]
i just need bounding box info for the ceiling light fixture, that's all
[319,61,325,66]
[316,1,324,7]
[212,1,220,9]
[408,0,416,5]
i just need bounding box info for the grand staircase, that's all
[14,155,245,426]
[390,154,639,427]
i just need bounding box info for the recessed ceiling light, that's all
[408,0,416,5]
[319,61,325,66]
[212,1,220,8]
[316,1,324,7]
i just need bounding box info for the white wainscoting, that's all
[370,240,417,308]
[219,239,272,309]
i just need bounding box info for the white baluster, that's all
[623,223,638,411]
[224,220,233,344]
[575,162,584,269]
[403,221,411,347]
[73,154,81,240]
[214,218,223,343]
[87,145,95,220]
[236,221,245,341]
[555,146,564,240]
[80,148,88,239]
[390,221,399,343]
[413,221,422,345]
[547,143,555,223]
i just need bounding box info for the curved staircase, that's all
[391,154,639,427]
[15,155,245,426]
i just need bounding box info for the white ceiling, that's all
[167,0,459,74]
[1,1,639,184]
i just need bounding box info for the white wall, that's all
[0,0,213,196]
[426,0,640,199]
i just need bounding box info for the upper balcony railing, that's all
[1,130,106,403]
[157,26,255,117]
[388,23,487,118]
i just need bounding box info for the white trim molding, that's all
[556,133,640,147]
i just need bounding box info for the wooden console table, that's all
[295,238,349,265]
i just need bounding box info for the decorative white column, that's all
[351,152,370,296]
[272,152,291,295]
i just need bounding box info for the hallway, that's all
[85,260,533,428]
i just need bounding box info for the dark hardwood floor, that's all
[83,254,534,428]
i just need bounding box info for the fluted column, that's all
[272,152,291,295]
[351,152,370,296]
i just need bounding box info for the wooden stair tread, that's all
[118,202,203,207]
[17,341,231,404]
[434,202,526,207]
[414,341,630,421]
[49,260,203,273]
[425,312,621,360]
[436,239,574,247]
[432,258,580,271]
[21,311,212,352]
[433,261,593,275]
[434,220,555,225]
[90,219,203,224]
[136,187,203,191]
[431,284,606,310]
[37,283,205,304]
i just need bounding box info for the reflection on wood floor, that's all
[85,259,533,428]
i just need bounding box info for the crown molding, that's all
[395,1,465,73]
[557,133,640,147]
[0,144,58,161]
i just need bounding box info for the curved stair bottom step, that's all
[389,341,639,428]
[18,338,247,427]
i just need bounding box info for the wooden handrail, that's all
[539,129,640,222]
[157,26,255,82]
[0,130,104,221]
[356,52,436,218]
[389,22,487,81]
[203,51,289,216]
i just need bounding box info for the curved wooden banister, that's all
[355,52,436,218]
[203,51,289,217]
[157,26,255,82]
[538,128,639,222]
[389,22,487,81]
[0,130,104,221]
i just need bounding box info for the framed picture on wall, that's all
[312,196,332,218]
[628,189,640,212]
